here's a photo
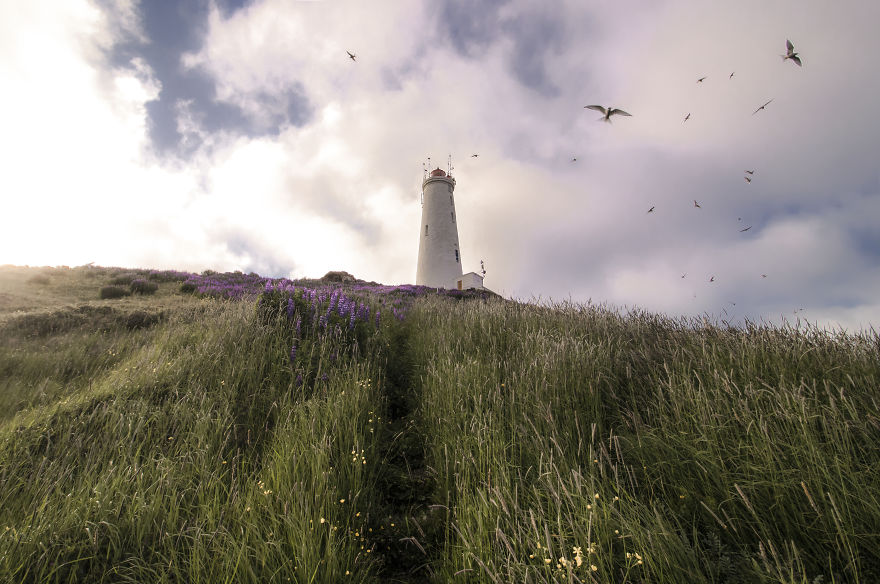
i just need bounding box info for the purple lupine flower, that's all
[295,317,301,338]
[375,310,380,329]
[289,344,297,364]
[295,373,303,387]
[349,310,356,330]
[287,297,295,319]
[320,373,329,382]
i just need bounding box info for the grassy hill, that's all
[1,265,878,583]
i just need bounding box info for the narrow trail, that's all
[369,322,445,583]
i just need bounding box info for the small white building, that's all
[455,271,485,291]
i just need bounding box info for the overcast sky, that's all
[2,0,879,332]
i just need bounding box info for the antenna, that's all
[448,154,453,175]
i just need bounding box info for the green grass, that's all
[0,265,878,582]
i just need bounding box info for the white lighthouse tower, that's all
[416,161,464,288]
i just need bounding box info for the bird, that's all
[709,276,715,282]
[752,99,773,115]
[681,273,687,279]
[571,157,578,162]
[697,76,707,83]
[744,176,752,183]
[584,105,632,122]
[745,170,755,174]
[729,72,735,79]
[694,200,701,208]
[740,225,752,232]
[346,51,357,62]
[782,39,802,66]
[647,206,655,213]
[761,274,767,278]
[471,154,479,158]
[684,113,691,122]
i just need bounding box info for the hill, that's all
[1,264,878,583]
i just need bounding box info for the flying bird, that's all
[761,274,767,278]
[681,273,687,279]
[647,206,655,213]
[571,157,578,162]
[709,276,715,282]
[752,99,773,115]
[745,170,755,174]
[347,51,357,62]
[694,200,701,208]
[744,176,752,183]
[729,72,735,79]
[782,39,802,66]
[684,113,691,122]
[740,225,752,232]
[584,105,632,122]
[471,154,479,158]
[697,76,707,83]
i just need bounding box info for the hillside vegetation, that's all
[1,265,878,583]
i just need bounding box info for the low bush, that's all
[130,279,158,295]
[99,286,130,299]
[27,274,51,285]
[109,273,139,285]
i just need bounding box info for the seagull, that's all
[729,72,735,79]
[571,157,578,162]
[740,225,752,232]
[647,206,655,213]
[347,51,357,62]
[782,40,802,66]
[744,176,752,183]
[761,274,767,278]
[681,273,687,279]
[584,105,632,122]
[694,200,701,208]
[745,170,755,175]
[471,154,479,158]
[752,99,773,115]
[697,76,707,83]
[684,113,691,122]
[709,276,715,282]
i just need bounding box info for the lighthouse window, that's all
[425,224,429,236]
[455,249,459,262]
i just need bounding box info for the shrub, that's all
[180,281,197,294]
[100,286,130,299]
[130,279,159,295]
[109,273,138,285]
[27,274,51,285]
[123,310,162,330]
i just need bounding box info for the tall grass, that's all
[408,298,880,583]
[0,294,391,582]
[1,265,878,582]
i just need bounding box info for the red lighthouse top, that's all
[430,168,447,177]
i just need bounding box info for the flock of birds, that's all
[577,39,805,307]
[346,38,808,314]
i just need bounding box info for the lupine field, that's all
[1,264,878,583]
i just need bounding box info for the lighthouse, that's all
[416,166,462,288]
[416,161,485,290]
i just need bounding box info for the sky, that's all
[2,0,879,332]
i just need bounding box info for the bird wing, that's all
[786,39,794,53]
[791,55,802,66]
[584,105,607,114]
[740,226,752,232]
[610,109,632,117]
